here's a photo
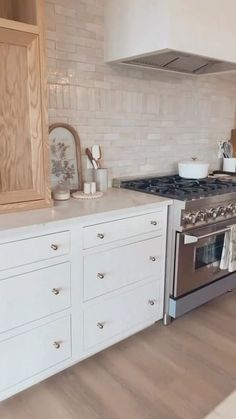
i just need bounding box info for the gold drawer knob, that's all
[97,273,105,280]
[97,322,105,329]
[52,288,60,295]
[149,256,157,262]
[97,233,105,239]
[150,221,157,226]
[53,341,61,349]
[148,300,155,306]
[51,244,59,251]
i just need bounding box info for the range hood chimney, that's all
[105,0,236,75]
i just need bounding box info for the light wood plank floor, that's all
[1,290,236,419]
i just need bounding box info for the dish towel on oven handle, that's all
[220,225,236,272]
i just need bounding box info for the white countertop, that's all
[0,188,172,233]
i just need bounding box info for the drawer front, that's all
[83,211,164,249]
[84,237,162,300]
[0,316,71,392]
[0,263,71,334]
[84,281,161,349]
[0,231,70,271]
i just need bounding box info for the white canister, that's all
[90,182,97,194]
[95,168,108,192]
[223,158,236,172]
[83,182,91,194]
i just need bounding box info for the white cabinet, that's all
[82,208,168,354]
[0,262,71,333]
[83,211,164,249]
[0,227,73,401]
[0,231,70,271]
[0,316,71,393]
[0,197,169,401]
[84,236,162,300]
[84,280,161,349]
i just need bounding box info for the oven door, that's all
[173,219,236,298]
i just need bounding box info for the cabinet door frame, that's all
[0,0,51,213]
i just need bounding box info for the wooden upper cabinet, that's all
[0,0,51,213]
[0,0,37,25]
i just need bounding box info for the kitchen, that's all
[1,0,236,418]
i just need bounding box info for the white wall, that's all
[46,0,236,179]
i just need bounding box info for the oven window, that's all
[195,233,225,269]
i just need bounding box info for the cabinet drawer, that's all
[0,316,71,392]
[83,211,164,249]
[84,237,162,300]
[0,263,71,333]
[84,281,162,349]
[0,231,70,271]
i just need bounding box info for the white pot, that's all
[178,159,209,179]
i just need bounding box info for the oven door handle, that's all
[184,227,231,245]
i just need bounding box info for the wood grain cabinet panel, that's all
[0,1,37,26]
[0,0,51,213]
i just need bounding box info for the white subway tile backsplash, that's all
[46,0,236,179]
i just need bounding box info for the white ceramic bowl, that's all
[178,160,209,179]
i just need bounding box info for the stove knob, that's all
[185,212,197,225]
[208,208,218,219]
[196,211,207,222]
[227,203,236,214]
[217,206,227,217]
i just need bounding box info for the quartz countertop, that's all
[0,188,172,233]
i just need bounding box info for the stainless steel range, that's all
[114,174,236,324]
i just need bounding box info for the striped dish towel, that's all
[220,224,236,272]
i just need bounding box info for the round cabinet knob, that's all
[52,288,60,295]
[150,221,157,226]
[53,341,61,349]
[148,300,155,306]
[51,244,59,251]
[97,273,105,280]
[149,256,157,262]
[97,322,105,329]
[97,233,105,240]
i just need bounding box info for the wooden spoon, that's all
[85,148,98,170]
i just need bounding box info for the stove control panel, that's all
[183,202,236,227]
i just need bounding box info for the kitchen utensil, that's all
[95,168,108,192]
[222,141,233,158]
[92,145,101,168]
[231,129,236,157]
[85,148,98,170]
[178,157,209,179]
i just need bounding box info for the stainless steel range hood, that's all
[105,0,236,76]
[124,50,236,76]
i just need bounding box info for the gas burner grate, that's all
[121,175,236,201]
